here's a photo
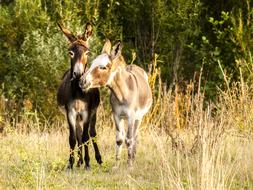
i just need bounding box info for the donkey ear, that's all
[83,22,93,41]
[57,23,77,42]
[111,41,122,60]
[102,39,112,54]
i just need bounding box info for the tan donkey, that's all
[79,40,152,167]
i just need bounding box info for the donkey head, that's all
[58,23,93,80]
[79,40,123,91]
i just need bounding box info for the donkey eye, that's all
[85,50,90,55]
[69,51,74,58]
[99,66,107,70]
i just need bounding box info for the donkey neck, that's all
[70,79,83,98]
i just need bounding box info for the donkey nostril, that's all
[73,71,82,79]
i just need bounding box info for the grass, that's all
[0,121,252,189]
[1,66,253,189]
[0,126,165,189]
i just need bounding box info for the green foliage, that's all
[189,11,237,98]
[0,0,87,120]
[1,0,253,124]
[230,1,253,83]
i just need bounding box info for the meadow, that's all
[1,1,253,189]
[1,74,253,190]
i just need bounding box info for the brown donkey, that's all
[57,23,102,170]
[79,40,152,167]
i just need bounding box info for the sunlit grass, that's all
[0,126,162,189]
[1,64,253,189]
[0,123,252,189]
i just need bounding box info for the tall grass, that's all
[0,60,253,189]
[143,58,253,189]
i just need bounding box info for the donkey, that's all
[79,40,152,167]
[57,23,102,170]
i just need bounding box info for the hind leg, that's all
[82,122,90,170]
[76,123,83,167]
[89,111,102,165]
[67,110,77,169]
[113,114,125,168]
[132,119,142,160]
[125,116,135,167]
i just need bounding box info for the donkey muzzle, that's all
[79,75,90,91]
[73,71,82,79]
[73,62,84,79]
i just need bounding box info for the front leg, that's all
[89,110,102,165]
[82,123,90,170]
[113,114,125,168]
[76,119,83,167]
[125,115,135,167]
[66,109,77,169]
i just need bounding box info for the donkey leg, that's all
[89,111,102,165]
[132,119,142,160]
[125,116,135,167]
[113,115,125,167]
[82,122,90,170]
[76,121,83,167]
[67,110,77,169]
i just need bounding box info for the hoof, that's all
[76,160,83,167]
[97,159,103,165]
[127,164,134,171]
[85,165,91,171]
[112,161,120,171]
[67,162,73,169]
[66,163,73,173]
[96,155,103,165]
[127,159,133,168]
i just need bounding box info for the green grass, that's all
[0,125,253,190]
[0,127,164,189]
